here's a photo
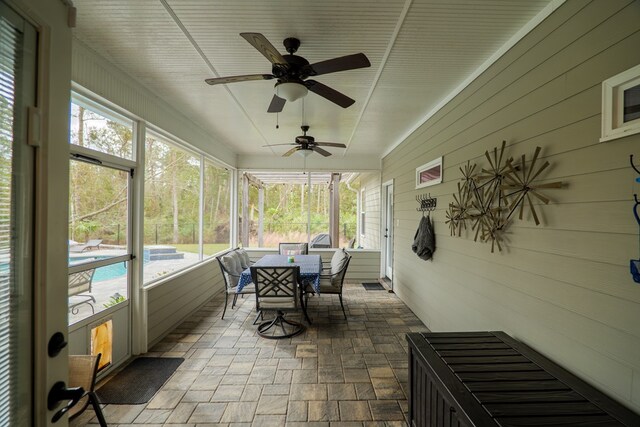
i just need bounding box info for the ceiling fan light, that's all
[276,82,308,102]
[296,148,313,158]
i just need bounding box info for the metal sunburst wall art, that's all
[445,141,563,253]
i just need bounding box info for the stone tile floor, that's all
[71,282,428,426]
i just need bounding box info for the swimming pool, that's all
[69,256,128,282]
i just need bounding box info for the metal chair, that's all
[68,268,97,314]
[278,242,308,255]
[216,249,255,319]
[68,353,108,426]
[315,249,352,319]
[251,266,306,339]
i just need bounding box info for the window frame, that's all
[69,89,235,292]
[142,126,233,288]
[600,63,640,142]
[415,156,443,189]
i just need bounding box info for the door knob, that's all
[48,381,85,423]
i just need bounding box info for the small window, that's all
[416,157,443,189]
[601,64,640,142]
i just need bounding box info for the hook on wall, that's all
[631,154,640,176]
[416,193,437,213]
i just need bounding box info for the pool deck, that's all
[68,247,203,325]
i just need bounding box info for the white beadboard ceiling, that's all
[72,0,554,162]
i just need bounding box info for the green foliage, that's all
[103,293,125,308]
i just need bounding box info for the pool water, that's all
[93,262,127,282]
[69,256,128,282]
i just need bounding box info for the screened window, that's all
[203,161,231,257]
[144,132,201,282]
[238,172,359,249]
[68,95,135,325]
[70,96,134,159]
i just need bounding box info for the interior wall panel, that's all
[382,0,640,411]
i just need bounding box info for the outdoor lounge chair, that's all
[69,239,103,253]
[68,268,96,314]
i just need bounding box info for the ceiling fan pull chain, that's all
[276,112,279,129]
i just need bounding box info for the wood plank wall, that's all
[382,0,640,411]
[146,258,224,345]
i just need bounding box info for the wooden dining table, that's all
[236,254,323,294]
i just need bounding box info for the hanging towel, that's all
[412,214,436,261]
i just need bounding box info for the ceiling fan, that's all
[205,33,370,113]
[264,125,347,157]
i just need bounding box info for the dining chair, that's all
[216,249,255,319]
[315,249,352,319]
[278,242,309,255]
[251,265,306,339]
[67,353,108,426]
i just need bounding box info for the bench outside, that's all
[407,331,640,427]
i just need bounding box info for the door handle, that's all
[48,381,85,423]
[48,332,67,357]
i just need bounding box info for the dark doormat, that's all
[96,357,183,404]
[362,282,385,290]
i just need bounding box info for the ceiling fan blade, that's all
[313,147,332,157]
[315,142,347,148]
[283,147,298,157]
[304,53,371,77]
[267,95,286,113]
[240,33,287,65]
[262,143,297,147]
[305,80,355,108]
[205,74,274,85]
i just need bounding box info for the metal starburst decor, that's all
[446,141,563,252]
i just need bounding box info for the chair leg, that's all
[253,310,263,325]
[339,294,347,320]
[232,293,239,308]
[221,291,229,319]
[89,392,108,427]
[300,292,312,324]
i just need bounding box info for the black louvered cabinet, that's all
[407,332,640,427]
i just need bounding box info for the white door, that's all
[384,182,394,280]
[0,4,37,424]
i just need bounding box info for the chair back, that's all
[216,250,242,291]
[68,269,96,296]
[251,266,300,312]
[236,248,251,269]
[279,242,308,255]
[329,249,352,289]
[68,353,101,419]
